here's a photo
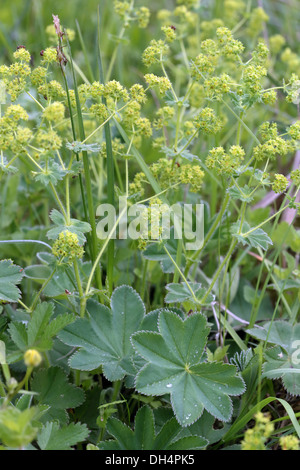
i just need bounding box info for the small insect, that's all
[17,45,26,50]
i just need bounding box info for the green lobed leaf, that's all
[0,259,24,303]
[99,406,207,450]
[8,302,75,353]
[231,221,273,251]
[47,209,91,244]
[37,421,89,450]
[247,321,300,395]
[31,366,85,414]
[164,282,215,305]
[58,286,146,380]
[132,311,245,426]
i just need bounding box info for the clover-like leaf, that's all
[165,282,215,305]
[33,161,67,186]
[226,185,254,203]
[231,221,272,251]
[132,311,245,426]
[47,209,91,244]
[66,141,101,154]
[247,321,300,395]
[58,286,145,381]
[0,259,24,303]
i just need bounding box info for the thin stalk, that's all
[73,258,85,317]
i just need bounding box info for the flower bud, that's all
[24,349,42,368]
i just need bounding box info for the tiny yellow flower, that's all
[24,349,42,368]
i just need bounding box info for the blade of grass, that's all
[97,6,115,295]
[221,396,300,445]
[65,34,102,291]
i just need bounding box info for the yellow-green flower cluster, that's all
[279,435,299,451]
[161,25,176,43]
[41,47,58,65]
[144,73,172,95]
[0,104,31,153]
[193,107,223,134]
[30,66,47,89]
[258,122,278,142]
[287,121,300,140]
[272,173,289,193]
[114,1,131,18]
[43,102,65,122]
[153,106,175,129]
[139,197,165,241]
[6,104,28,122]
[129,171,146,196]
[90,81,105,99]
[203,74,231,101]
[179,165,204,192]
[291,169,300,187]
[252,41,269,65]
[206,145,245,175]
[284,74,300,103]
[281,48,300,74]
[253,137,289,161]
[89,103,109,122]
[191,53,218,77]
[122,101,152,139]
[247,7,269,37]
[150,158,177,189]
[104,80,129,102]
[13,47,31,63]
[52,231,84,263]
[269,35,286,55]
[262,89,277,105]
[130,84,147,103]
[242,65,267,95]
[0,49,31,101]
[37,79,66,101]
[241,412,274,450]
[150,158,204,193]
[174,6,197,26]
[36,129,62,151]
[136,7,150,28]
[142,40,169,67]
[216,27,244,58]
